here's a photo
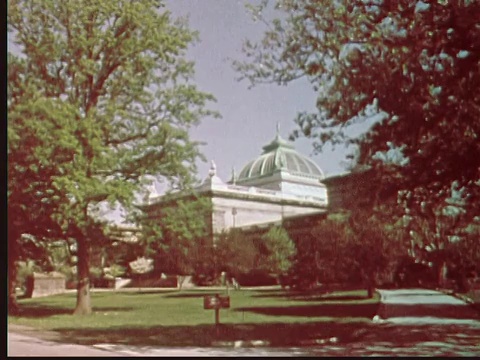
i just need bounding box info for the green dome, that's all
[237,133,324,182]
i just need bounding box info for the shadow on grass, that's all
[117,290,178,296]
[314,295,368,301]
[378,303,480,319]
[164,292,221,299]
[53,321,379,347]
[10,306,73,318]
[11,305,136,318]
[92,306,135,312]
[251,290,370,302]
[236,302,379,318]
[51,320,479,348]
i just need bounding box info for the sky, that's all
[163,0,352,187]
[8,0,359,223]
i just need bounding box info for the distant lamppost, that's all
[402,209,414,258]
[232,208,237,228]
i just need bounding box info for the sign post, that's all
[204,294,230,334]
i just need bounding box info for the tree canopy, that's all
[259,225,296,275]
[138,196,213,276]
[235,0,480,213]
[215,229,259,277]
[8,0,218,314]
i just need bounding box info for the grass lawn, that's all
[8,288,381,347]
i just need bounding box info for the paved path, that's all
[8,332,127,357]
[375,288,480,324]
[8,331,309,357]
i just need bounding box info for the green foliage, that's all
[215,229,259,276]
[309,217,351,284]
[139,196,213,275]
[9,0,218,222]
[8,0,218,313]
[236,0,480,220]
[104,264,127,278]
[55,264,77,284]
[48,242,72,267]
[346,212,406,286]
[398,182,480,287]
[292,211,406,288]
[46,241,77,282]
[16,260,41,291]
[237,0,479,290]
[107,241,145,273]
[89,267,103,281]
[259,226,296,275]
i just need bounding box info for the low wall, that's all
[114,278,131,289]
[27,272,66,298]
[177,275,194,289]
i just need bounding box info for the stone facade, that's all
[143,132,329,235]
[321,168,376,211]
[27,272,66,298]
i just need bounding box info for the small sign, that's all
[218,295,230,309]
[204,294,230,309]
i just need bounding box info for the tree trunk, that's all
[365,272,375,299]
[8,229,20,315]
[177,275,184,291]
[8,256,20,315]
[367,283,374,299]
[438,261,447,288]
[73,237,92,315]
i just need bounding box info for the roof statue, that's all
[145,176,160,201]
[208,160,217,178]
[231,166,237,185]
[201,159,224,188]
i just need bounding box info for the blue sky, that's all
[164,0,352,185]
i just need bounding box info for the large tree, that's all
[215,229,259,279]
[258,225,297,277]
[8,0,218,314]
[309,216,350,287]
[290,211,406,296]
[235,0,480,217]
[8,66,74,313]
[400,180,480,288]
[345,211,406,297]
[137,195,213,284]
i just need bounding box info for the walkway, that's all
[375,288,480,325]
[8,331,127,357]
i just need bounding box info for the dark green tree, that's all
[138,196,213,285]
[292,211,405,296]
[215,229,259,278]
[235,0,480,222]
[8,69,74,313]
[346,211,405,297]
[400,181,480,289]
[309,216,350,287]
[258,225,297,277]
[8,0,218,314]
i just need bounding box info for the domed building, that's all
[143,128,328,235]
[235,128,326,199]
